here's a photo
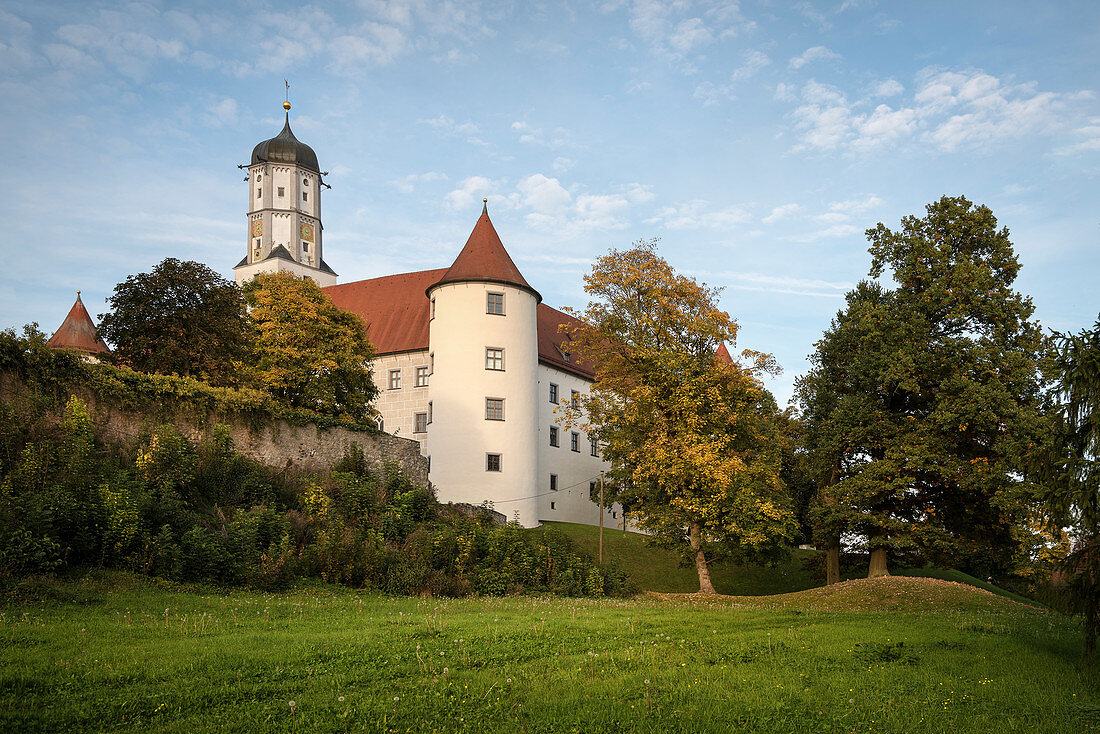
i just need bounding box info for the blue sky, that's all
[2,0,1098,404]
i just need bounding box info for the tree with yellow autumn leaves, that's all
[562,240,797,594]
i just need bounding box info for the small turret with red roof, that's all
[47,292,111,358]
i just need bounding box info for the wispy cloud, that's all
[789,45,839,70]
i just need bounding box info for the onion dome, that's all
[47,292,110,355]
[429,200,541,301]
[250,103,320,173]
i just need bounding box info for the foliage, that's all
[562,240,796,593]
[796,196,1047,579]
[0,394,626,598]
[1034,315,1100,662]
[243,271,380,424]
[0,326,377,433]
[97,258,252,386]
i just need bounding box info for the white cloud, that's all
[445,176,497,211]
[389,171,447,193]
[789,45,840,70]
[202,97,239,127]
[645,200,752,230]
[731,49,771,81]
[518,174,572,214]
[762,203,801,224]
[870,78,904,97]
[707,270,851,298]
[552,157,575,173]
[669,17,714,52]
[829,195,883,213]
[787,68,1083,153]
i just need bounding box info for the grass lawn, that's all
[1,571,1097,733]
[539,521,821,595]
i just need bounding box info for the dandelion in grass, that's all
[338,696,345,703]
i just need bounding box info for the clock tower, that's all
[234,100,337,287]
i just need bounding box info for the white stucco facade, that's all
[423,281,542,526]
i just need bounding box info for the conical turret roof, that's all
[715,343,733,363]
[47,292,110,355]
[428,203,540,301]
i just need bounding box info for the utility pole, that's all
[599,471,605,564]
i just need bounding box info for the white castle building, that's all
[235,104,620,529]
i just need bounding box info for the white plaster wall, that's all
[233,257,336,287]
[371,351,431,450]
[425,282,540,526]
[536,364,623,529]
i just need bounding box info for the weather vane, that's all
[284,79,291,111]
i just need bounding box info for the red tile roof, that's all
[324,272,594,379]
[537,303,595,379]
[324,269,447,354]
[715,343,733,363]
[429,204,540,301]
[47,293,111,355]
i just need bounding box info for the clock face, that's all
[299,222,314,242]
[251,220,263,237]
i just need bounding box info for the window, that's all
[303,191,308,201]
[278,186,285,197]
[388,369,401,390]
[549,426,559,447]
[256,188,261,198]
[256,173,262,182]
[414,413,427,433]
[485,348,504,371]
[377,418,385,432]
[550,501,556,510]
[549,383,558,403]
[430,298,436,319]
[612,511,617,519]
[590,481,597,494]
[571,432,579,452]
[428,401,433,424]
[571,390,580,408]
[487,292,504,315]
[550,474,558,491]
[590,437,598,457]
[485,398,504,421]
[415,366,428,387]
[486,453,501,472]
[302,242,309,251]
[429,353,434,374]
[303,178,309,186]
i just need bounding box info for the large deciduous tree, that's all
[98,258,251,386]
[1035,316,1100,662]
[563,240,796,594]
[243,271,379,424]
[798,196,1046,580]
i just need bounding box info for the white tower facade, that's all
[424,204,542,526]
[234,102,337,287]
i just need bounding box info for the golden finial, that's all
[483,198,488,203]
[283,101,292,111]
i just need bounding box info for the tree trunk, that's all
[689,521,716,594]
[822,462,841,585]
[1084,598,1097,665]
[826,545,840,586]
[868,547,890,578]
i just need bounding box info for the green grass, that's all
[539,522,820,595]
[1,571,1096,733]
[541,523,1037,606]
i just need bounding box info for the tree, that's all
[798,196,1047,579]
[1034,316,1100,662]
[563,241,796,594]
[243,271,379,423]
[98,258,251,386]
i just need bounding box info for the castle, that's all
[234,103,621,529]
